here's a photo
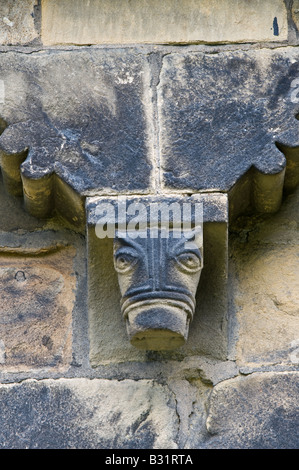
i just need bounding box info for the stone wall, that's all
[0,0,298,450]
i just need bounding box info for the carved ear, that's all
[113,231,147,258]
[169,229,203,256]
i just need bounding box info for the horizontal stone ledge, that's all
[41,0,288,46]
[86,194,229,227]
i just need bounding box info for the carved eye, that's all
[114,249,138,273]
[176,252,202,273]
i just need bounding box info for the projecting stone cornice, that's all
[0,47,298,227]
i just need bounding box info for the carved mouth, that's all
[121,294,195,320]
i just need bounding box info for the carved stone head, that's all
[113,228,203,350]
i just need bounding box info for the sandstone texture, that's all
[41,0,287,45]
[292,0,299,32]
[0,379,178,449]
[0,47,298,223]
[0,0,38,46]
[0,0,298,452]
[0,246,76,371]
[0,49,153,226]
[158,49,299,194]
[206,372,299,449]
[0,49,152,196]
[230,187,299,369]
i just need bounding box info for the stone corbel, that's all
[86,194,229,359]
[113,227,203,351]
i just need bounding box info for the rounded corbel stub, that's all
[125,302,191,351]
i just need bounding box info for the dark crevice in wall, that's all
[284,0,298,44]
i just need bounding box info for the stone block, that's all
[0,49,153,223]
[0,241,76,371]
[230,187,299,368]
[206,372,299,448]
[41,0,287,46]
[158,48,299,213]
[0,0,38,46]
[234,244,299,367]
[0,378,178,448]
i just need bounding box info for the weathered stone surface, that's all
[167,357,239,448]
[206,372,299,449]
[1,48,298,224]
[167,356,239,386]
[0,378,178,449]
[0,245,76,371]
[87,193,228,226]
[0,175,44,232]
[158,48,299,211]
[292,0,299,32]
[0,49,153,221]
[41,0,287,46]
[0,0,38,46]
[234,245,299,366]
[230,187,299,368]
[168,377,211,449]
[113,229,203,351]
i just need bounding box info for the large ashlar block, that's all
[0,378,178,448]
[0,239,76,371]
[231,187,299,369]
[0,0,38,45]
[87,193,229,364]
[41,0,287,46]
[205,372,299,449]
[0,49,153,226]
[158,48,299,204]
